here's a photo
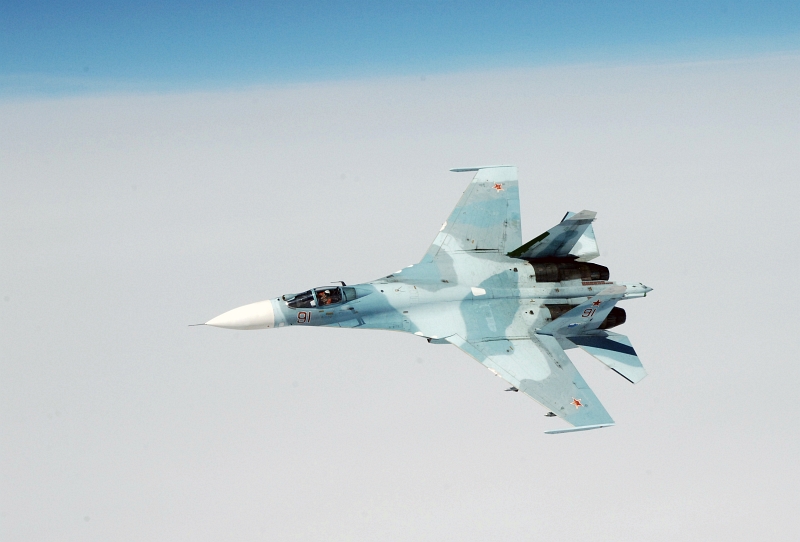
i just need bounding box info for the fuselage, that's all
[201,166,654,432]
[205,254,650,341]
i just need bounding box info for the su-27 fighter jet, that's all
[202,166,652,434]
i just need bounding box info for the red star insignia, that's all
[493,183,503,191]
[571,398,583,408]
[592,300,602,306]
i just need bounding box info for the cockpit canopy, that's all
[283,286,357,309]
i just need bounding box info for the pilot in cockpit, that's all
[284,286,351,309]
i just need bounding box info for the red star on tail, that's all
[493,183,503,191]
[571,398,583,409]
[592,300,602,306]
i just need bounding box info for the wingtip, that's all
[450,165,514,172]
[544,423,615,435]
[570,210,597,221]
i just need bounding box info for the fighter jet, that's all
[203,166,652,433]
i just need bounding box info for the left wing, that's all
[447,332,614,434]
[421,166,522,263]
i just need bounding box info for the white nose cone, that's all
[206,300,275,330]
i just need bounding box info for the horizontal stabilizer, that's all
[568,332,647,384]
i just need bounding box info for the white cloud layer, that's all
[2,54,799,540]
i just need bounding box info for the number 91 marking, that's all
[297,311,311,324]
[582,308,596,318]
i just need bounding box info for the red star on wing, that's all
[493,183,503,191]
[571,398,583,409]
[592,300,602,306]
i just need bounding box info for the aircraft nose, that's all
[206,299,276,330]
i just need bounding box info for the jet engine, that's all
[529,260,610,282]
[543,304,626,330]
[598,307,626,329]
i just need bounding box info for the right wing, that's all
[508,210,599,261]
[421,166,522,263]
[447,332,614,434]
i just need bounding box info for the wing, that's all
[445,296,614,433]
[421,166,522,263]
[508,210,600,261]
[447,333,614,433]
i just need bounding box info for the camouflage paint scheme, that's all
[205,166,652,433]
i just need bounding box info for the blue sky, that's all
[2,1,799,94]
